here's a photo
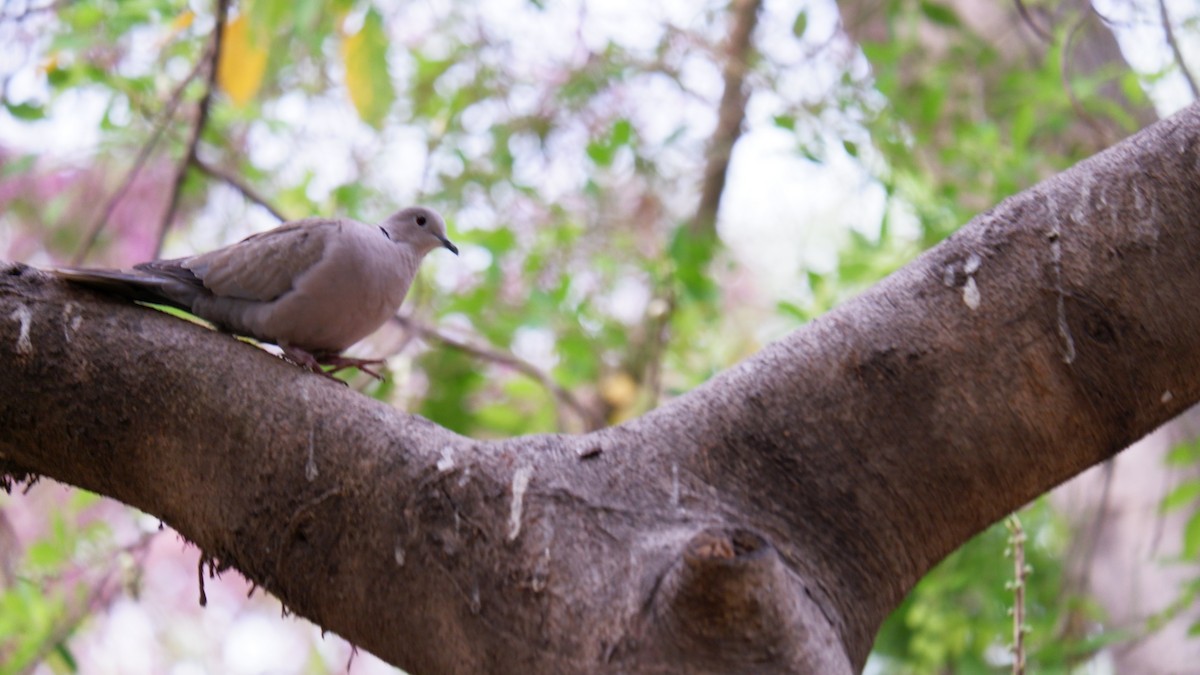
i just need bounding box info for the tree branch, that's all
[1061,16,1120,148]
[17,531,156,673]
[640,0,761,407]
[190,155,289,223]
[1012,0,1052,43]
[692,0,760,237]
[624,103,1200,661]
[152,0,229,259]
[4,105,1200,672]
[392,315,604,432]
[72,47,211,265]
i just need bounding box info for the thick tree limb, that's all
[5,105,1200,672]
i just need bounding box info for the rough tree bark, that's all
[841,1,1200,667]
[5,104,1200,673]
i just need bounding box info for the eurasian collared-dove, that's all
[57,206,457,379]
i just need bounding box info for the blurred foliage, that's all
[869,501,1123,673]
[0,491,113,675]
[1156,439,1200,639]
[0,0,1192,670]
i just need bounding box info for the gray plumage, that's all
[57,206,456,375]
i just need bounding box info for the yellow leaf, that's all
[217,14,268,107]
[158,10,195,48]
[341,29,369,108]
[339,8,396,129]
[600,372,639,410]
[170,9,195,32]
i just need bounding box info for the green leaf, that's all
[776,300,808,322]
[797,144,821,163]
[418,350,485,434]
[668,226,718,301]
[249,0,294,33]
[1,154,35,178]
[5,102,45,120]
[1010,104,1035,147]
[341,8,397,129]
[26,541,64,569]
[1161,480,1200,513]
[46,65,73,88]
[586,140,614,166]
[52,642,78,671]
[587,119,634,167]
[62,3,104,30]
[843,139,859,157]
[469,227,516,255]
[919,1,960,27]
[611,118,633,146]
[1166,439,1200,466]
[792,10,808,38]
[295,0,323,29]
[1185,511,1200,558]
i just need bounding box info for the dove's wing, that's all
[140,218,341,303]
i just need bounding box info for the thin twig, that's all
[15,530,158,675]
[152,0,230,259]
[191,156,289,223]
[1012,0,1052,43]
[71,46,212,265]
[392,315,604,431]
[644,0,762,406]
[1055,458,1114,660]
[1079,460,1115,579]
[642,294,674,407]
[1156,0,1199,100]
[1059,16,1117,148]
[1006,515,1028,675]
[693,0,762,238]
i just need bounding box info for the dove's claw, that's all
[279,345,388,381]
[316,355,388,381]
[279,345,344,382]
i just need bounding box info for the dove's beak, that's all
[440,237,459,255]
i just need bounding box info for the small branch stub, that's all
[647,527,818,671]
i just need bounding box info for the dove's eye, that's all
[417,216,427,227]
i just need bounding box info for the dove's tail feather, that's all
[53,267,200,312]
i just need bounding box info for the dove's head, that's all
[382,207,458,256]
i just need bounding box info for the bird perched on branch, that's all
[56,206,457,380]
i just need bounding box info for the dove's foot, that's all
[278,345,344,382]
[279,345,388,381]
[315,354,388,381]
